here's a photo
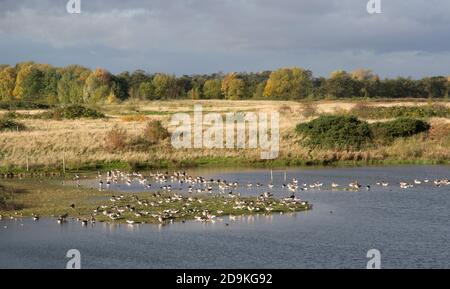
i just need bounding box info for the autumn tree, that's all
[221,73,245,100]
[12,62,34,100]
[188,86,201,99]
[0,66,17,101]
[263,67,313,99]
[83,68,113,103]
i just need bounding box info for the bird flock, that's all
[1,169,448,227]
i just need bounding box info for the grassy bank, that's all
[0,100,449,173]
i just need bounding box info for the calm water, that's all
[0,165,449,268]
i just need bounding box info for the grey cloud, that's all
[0,0,449,77]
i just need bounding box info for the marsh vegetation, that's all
[0,99,449,172]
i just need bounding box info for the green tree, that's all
[202,79,222,99]
[421,76,447,98]
[152,74,180,99]
[326,70,357,98]
[138,82,155,99]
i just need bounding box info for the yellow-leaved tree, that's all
[263,67,312,99]
[221,73,245,100]
[0,66,17,101]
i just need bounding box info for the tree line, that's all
[0,62,448,104]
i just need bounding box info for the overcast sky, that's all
[0,0,449,78]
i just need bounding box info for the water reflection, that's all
[1,165,449,269]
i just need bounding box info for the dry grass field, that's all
[1,99,449,172]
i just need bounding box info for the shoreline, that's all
[1,157,449,176]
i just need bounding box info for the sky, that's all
[0,0,449,78]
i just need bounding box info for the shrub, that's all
[41,105,105,120]
[0,101,51,110]
[296,115,372,150]
[371,118,430,141]
[142,120,170,145]
[104,126,128,153]
[0,117,26,132]
[350,104,450,119]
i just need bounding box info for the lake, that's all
[0,165,449,268]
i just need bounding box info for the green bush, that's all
[350,104,450,119]
[0,117,26,132]
[0,101,51,110]
[371,118,430,141]
[41,104,105,119]
[296,115,372,150]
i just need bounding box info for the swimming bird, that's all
[349,181,361,189]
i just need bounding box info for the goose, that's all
[32,213,39,221]
[262,191,273,198]
[57,217,66,224]
[331,182,339,189]
[414,179,422,184]
[400,182,413,189]
[349,181,361,189]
